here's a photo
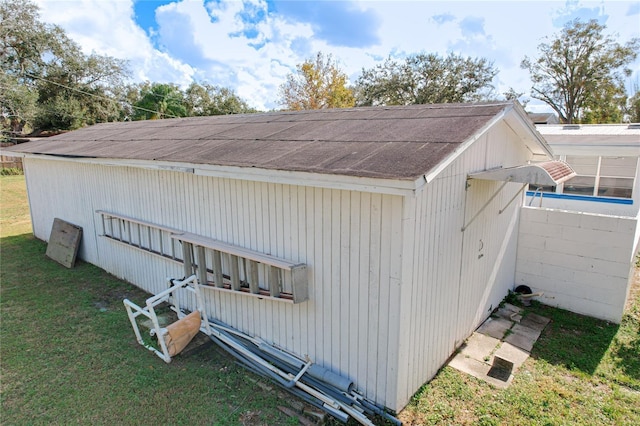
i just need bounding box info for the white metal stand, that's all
[123,275,211,363]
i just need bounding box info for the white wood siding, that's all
[22,157,404,408]
[21,118,539,412]
[394,122,531,409]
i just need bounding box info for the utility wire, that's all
[23,72,181,119]
[0,81,119,123]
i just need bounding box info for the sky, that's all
[33,0,640,112]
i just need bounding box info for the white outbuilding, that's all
[4,102,584,411]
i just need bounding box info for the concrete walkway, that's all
[448,303,550,388]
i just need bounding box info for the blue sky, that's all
[35,0,640,112]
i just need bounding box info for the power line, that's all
[23,73,182,119]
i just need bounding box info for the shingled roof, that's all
[6,102,540,180]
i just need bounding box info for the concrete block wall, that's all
[516,206,639,323]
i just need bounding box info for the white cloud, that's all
[33,0,640,112]
[35,0,196,85]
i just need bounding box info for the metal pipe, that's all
[461,179,510,231]
[499,183,528,214]
[209,332,352,423]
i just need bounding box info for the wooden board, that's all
[46,218,82,268]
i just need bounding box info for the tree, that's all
[131,82,187,120]
[184,82,256,116]
[354,53,497,106]
[279,52,355,110]
[0,72,38,135]
[521,19,639,124]
[34,51,130,130]
[1,0,130,132]
[627,90,640,123]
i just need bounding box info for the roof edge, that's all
[19,153,421,196]
[503,102,555,159]
[423,103,512,183]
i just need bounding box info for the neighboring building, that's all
[527,124,640,217]
[3,102,636,412]
[517,123,640,323]
[528,112,559,125]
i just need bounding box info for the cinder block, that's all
[541,263,575,281]
[546,210,581,227]
[573,270,628,291]
[518,233,547,250]
[533,223,566,238]
[515,258,544,276]
[562,226,629,249]
[540,250,589,271]
[521,207,548,224]
[589,258,632,279]
[514,271,550,289]
[617,218,638,234]
[537,289,623,323]
[579,213,623,232]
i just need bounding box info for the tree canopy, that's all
[130,82,187,120]
[1,0,130,133]
[521,19,639,124]
[278,52,355,110]
[1,0,257,137]
[184,83,257,116]
[354,53,497,106]
[627,90,640,123]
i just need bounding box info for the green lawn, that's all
[1,175,639,425]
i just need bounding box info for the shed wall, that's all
[395,121,531,408]
[23,157,405,408]
[516,207,639,323]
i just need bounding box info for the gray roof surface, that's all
[8,102,514,180]
[536,124,640,146]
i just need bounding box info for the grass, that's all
[1,175,639,425]
[399,276,640,425]
[0,175,31,237]
[0,177,299,425]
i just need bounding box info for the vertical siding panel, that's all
[376,195,392,404]
[321,188,332,365]
[339,190,351,377]
[305,186,317,361]
[386,195,403,406]
[366,193,382,401]
[357,192,371,388]
[236,180,248,334]
[278,184,289,349]
[288,186,300,354]
[330,190,341,370]
[348,191,361,383]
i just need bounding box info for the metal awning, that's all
[467,160,576,186]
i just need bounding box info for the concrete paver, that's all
[449,352,512,389]
[447,305,549,388]
[459,333,501,360]
[476,317,513,340]
[494,342,530,369]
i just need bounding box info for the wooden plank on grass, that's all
[46,218,82,268]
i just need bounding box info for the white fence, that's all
[516,206,639,323]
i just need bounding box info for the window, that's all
[532,155,636,199]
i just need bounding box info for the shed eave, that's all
[502,103,555,159]
[18,153,422,196]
